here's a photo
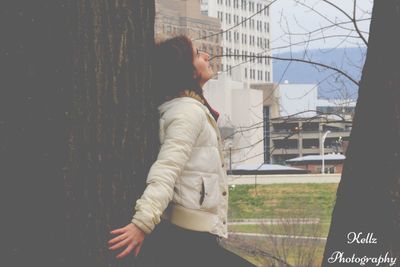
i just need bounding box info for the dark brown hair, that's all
[152,35,203,104]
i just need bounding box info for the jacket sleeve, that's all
[131,106,205,234]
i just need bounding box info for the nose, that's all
[197,49,210,61]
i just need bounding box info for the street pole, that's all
[229,147,232,175]
[322,130,331,174]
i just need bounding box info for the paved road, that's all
[228,173,340,185]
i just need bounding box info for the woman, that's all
[108,35,256,267]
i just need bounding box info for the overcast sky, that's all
[270,0,373,52]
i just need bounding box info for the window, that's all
[245,68,247,78]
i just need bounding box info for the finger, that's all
[110,227,125,235]
[108,233,128,245]
[116,243,135,259]
[134,242,143,257]
[109,238,133,251]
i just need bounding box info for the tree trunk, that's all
[322,0,400,266]
[2,1,156,266]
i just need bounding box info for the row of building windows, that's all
[197,29,220,43]
[220,64,270,82]
[199,43,224,58]
[245,68,271,81]
[224,30,270,48]
[223,48,271,64]
[217,12,270,33]
[216,0,270,16]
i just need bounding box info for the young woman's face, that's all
[192,46,213,87]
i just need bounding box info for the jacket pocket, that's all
[199,174,219,211]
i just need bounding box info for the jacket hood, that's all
[158,97,209,115]
[158,96,220,122]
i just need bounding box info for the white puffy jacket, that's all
[132,96,229,238]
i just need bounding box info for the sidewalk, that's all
[229,232,327,241]
[228,173,340,185]
[229,218,320,225]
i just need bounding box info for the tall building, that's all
[155,0,222,74]
[201,0,272,83]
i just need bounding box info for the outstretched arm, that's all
[108,104,205,259]
[108,223,145,258]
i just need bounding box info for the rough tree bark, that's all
[322,0,400,266]
[2,1,156,266]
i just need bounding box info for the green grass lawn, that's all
[226,183,338,266]
[228,183,338,225]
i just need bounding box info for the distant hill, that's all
[272,47,367,99]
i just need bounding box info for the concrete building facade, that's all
[201,0,272,83]
[253,82,354,165]
[269,117,351,165]
[155,0,222,74]
[203,73,265,169]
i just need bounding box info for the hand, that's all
[108,223,145,259]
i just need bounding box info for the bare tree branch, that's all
[214,54,359,86]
